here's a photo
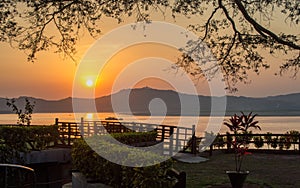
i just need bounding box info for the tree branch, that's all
[202,6,220,40]
[234,0,300,50]
[218,0,239,64]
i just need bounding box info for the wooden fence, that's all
[55,118,197,155]
[1,122,299,155]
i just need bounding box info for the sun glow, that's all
[85,113,94,119]
[86,79,94,87]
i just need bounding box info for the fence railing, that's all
[55,118,196,155]
[210,133,300,155]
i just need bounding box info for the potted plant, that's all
[224,112,261,188]
[253,136,264,149]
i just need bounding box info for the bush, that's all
[213,135,225,149]
[284,134,292,150]
[72,134,175,188]
[271,137,278,149]
[288,130,300,150]
[253,136,264,148]
[264,132,272,149]
[0,125,59,163]
[0,125,59,151]
[278,136,285,150]
[111,131,157,146]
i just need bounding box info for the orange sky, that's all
[94,43,180,96]
[0,12,299,100]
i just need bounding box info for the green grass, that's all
[173,151,300,188]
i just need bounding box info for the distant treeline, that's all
[1,87,300,116]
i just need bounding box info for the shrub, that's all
[225,132,233,149]
[111,131,157,146]
[288,130,300,150]
[271,137,278,149]
[6,98,35,126]
[0,125,59,151]
[72,134,175,188]
[253,136,264,148]
[264,132,272,149]
[0,125,59,163]
[284,133,292,150]
[278,136,285,150]
[213,135,225,149]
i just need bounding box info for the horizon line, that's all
[1,86,300,101]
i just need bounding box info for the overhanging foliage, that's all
[0,0,299,90]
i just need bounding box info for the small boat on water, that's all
[105,117,123,121]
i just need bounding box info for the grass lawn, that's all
[173,151,300,188]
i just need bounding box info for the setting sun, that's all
[86,79,94,87]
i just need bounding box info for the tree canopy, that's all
[0,0,299,90]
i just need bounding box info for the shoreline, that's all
[2,111,300,116]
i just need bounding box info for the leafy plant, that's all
[111,131,157,146]
[224,112,261,172]
[284,134,292,150]
[224,114,242,133]
[72,135,175,187]
[288,130,300,150]
[224,112,260,133]
[253,136,264,149]
[264,132,273,149]
[232,141,252,172]
[214,134,225,149]
[6,98,35,126]
[279,136,285,150]
[271,137,278,149]
[0,125,59,163]
[1,1,299,91]
[225,132,233,149]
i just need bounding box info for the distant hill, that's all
[1,87,300,116]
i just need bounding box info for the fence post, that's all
[209,145,213,156]
[176,128,180,152]
[192,124,195,134]
[68,123,71,146]
[161,126,165,142]
[80,117,84,137]
[298,135,300,155]
[87,121,91,136]
[226,134,231,153]
[191,125,197,155]
[169,127,174,156]
[55,118,59,125]
[54,118,59,146]
[191,133,197,155]
[94,121,97,135]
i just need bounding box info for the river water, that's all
[0,113,299,136]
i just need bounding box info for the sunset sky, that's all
[0,12,299,100]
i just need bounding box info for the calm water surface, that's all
[0,113,299,135]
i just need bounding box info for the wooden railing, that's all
[55,120,82,146]
[55,118,196,155]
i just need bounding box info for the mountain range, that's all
[1,87,300,116]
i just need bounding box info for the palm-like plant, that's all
[224,112,261,133]
[240,112,261,132]
[224,112,261,172]
[224,114,242,133]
